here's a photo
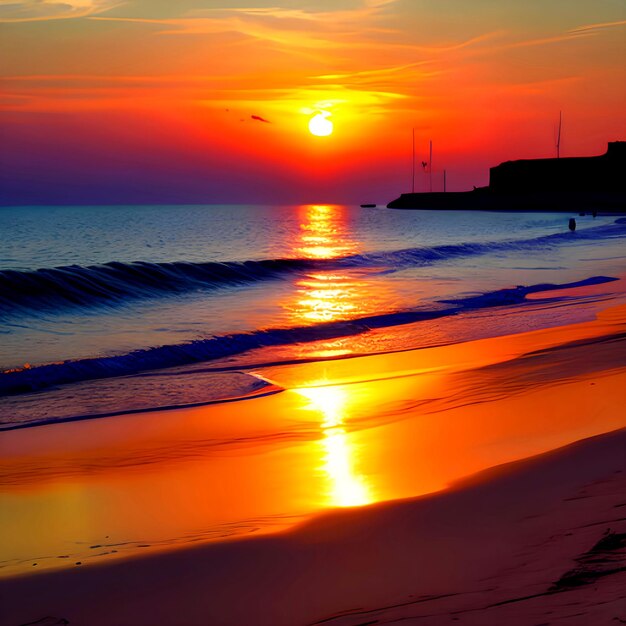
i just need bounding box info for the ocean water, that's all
[1,204,626,429]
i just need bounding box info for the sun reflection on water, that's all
[297,385,372,508]
[282,204,401,358]
[295,204,356,260]
[289,205,367,328]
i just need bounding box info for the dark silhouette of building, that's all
[387,142,625,211]
[489,142,625,194]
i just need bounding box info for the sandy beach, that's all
[1,421,625,625]
[2,285,626,625]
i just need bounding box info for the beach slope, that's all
[1,409,625,625]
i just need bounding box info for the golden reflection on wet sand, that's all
[297,385,372,507]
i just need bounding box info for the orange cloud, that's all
[0,0,120,22]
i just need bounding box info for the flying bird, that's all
[251,115,270,123]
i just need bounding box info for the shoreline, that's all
[2,272,623,430]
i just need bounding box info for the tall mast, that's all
[412,128,416,193]
[556,111,562,159]
[429,140,433,192]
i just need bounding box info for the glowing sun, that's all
[309,112,333,137]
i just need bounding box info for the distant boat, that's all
[360,203,376,208]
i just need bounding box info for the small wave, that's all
[352,218,626,268]
[0,371,283,432]
[0,276,616,397]
[1,219,624,317]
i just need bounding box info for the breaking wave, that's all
[0,276,616,396]
[2,218,625,317]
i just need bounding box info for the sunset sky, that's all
[1,0,624,205]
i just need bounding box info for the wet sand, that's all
[1,293,626,625]
[1,428,625,625]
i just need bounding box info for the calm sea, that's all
[1,204,625,428]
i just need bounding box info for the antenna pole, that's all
[412,128,415,193]
[429,140,433,193]
[556,111,562,158]
[443,169,447,193]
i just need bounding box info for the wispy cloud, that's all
[5,1,621,127]
[496,19,625,51]
[0,0,121,22]
[89,15,345,49]
[568,19,626,34]
[315,61,430,81]
[186,1,398,24]
[89,0,400,48]
[2,2,497,117]
[503,31,593,50]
